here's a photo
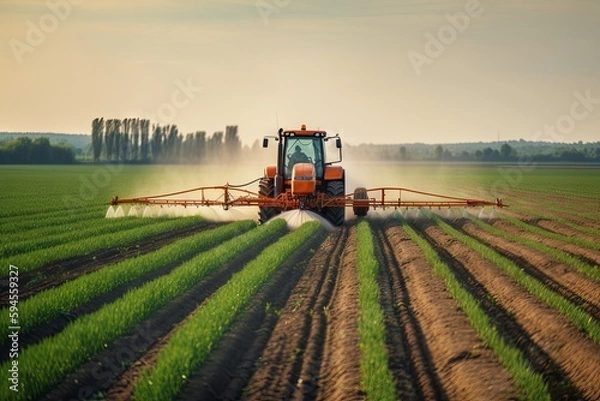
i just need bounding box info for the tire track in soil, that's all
[423,220,600,400]
[461,221,600,320]
[389,220,516,401]
[371,220,439,401]
[39,236,274,401]
[314,223,364,401]
[0,222,216,303]
[244,225,348,400]
[173,230,328,401]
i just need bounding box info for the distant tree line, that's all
[0,137,75,164]
[91,118,241,164]
[345,142,600,163]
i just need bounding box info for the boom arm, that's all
[110,185,504,211]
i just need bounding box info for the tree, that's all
[91,118,104,162]
[194,131,206,163]
[151,124,163,162]
[207,131,223,162]
[224,125,241,161]
[398,146,408,161]
[500,143,514,160]
[131,118,140,162]
[140,119,150,162]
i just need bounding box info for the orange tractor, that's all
[109,125,504,226]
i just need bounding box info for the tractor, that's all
[258,124,346,226]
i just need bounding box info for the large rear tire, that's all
[258,178,280,224]
[321,179,345,226]
[353,187,369,217]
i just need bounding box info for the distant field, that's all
[0,163,599,400]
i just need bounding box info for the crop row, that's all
[506,206,600,238]
[0,221,256,341]
[0,216,206,277]
[0,220,288,400]
[501,216,600,251]
[0,217,159,258]
[467,216,600,282]
[397,215,551,400]
[133,220,322,401]
[434,216,600,344]
[0,207,103,235]
[355,220,396,401]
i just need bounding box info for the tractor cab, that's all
[262,124,341,181]
[284,136,324,179]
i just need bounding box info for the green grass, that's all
[355,220,397,401]
[133,221,322,401]
[0,220,287,400]
[397,214,550,401]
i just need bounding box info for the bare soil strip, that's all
[314,224,364,401]
[425,220,600,400]
[40,238,272,401]
[372,220,436,400]
[0,222,215,302]
[462,221,600,319]
[244,226,348,400]
[388,220,517,401]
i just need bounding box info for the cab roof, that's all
[282,125,327,138]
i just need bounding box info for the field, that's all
[1,163,599,400]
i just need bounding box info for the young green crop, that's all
[0,216,206,276]
[133,221,323,401]
[435,215,600,344]
[0,220,288,400]
[468,216,600,281]
[501,215,599,251]
[0,207,103,236]
[355,220,396,401]
[0,220,256,341]
[397,215,550,401]
[0,216,158,258]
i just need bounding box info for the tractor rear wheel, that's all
[258,178,280,224]
[321,179,345,226]
[353,187,369,217]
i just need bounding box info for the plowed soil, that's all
[19,215,600,401]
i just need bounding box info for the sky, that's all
[1,0,599,146]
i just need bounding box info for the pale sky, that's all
[1,0,599,145]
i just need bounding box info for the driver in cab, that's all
[289,145,309,166]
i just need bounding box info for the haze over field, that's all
[1,0,599,145]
